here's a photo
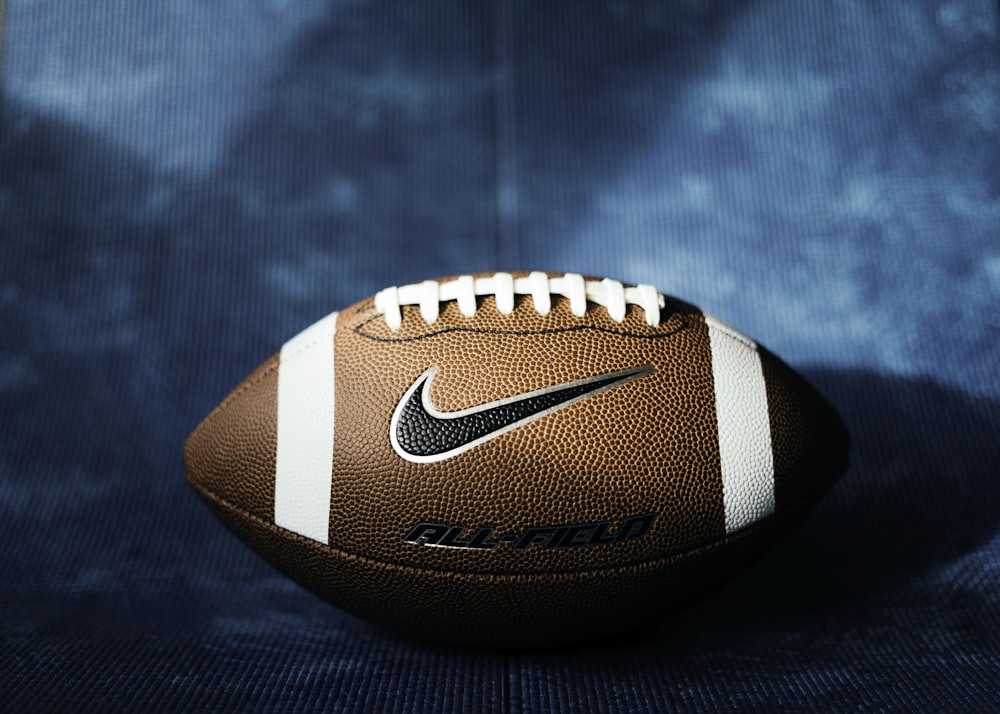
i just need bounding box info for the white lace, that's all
[374,272,666,332]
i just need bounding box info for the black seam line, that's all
[191,468,840,580]
[354,312,692,343]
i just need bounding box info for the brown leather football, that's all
[185,271,849,647]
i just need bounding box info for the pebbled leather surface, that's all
[185,354,279,525]
[190,462,835,648]
[762,346,851,512]
[184,273,849,644]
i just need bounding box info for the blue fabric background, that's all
[2,1,999,711]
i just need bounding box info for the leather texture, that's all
[185,355,280,526]
[189,470,830,648]
[184,273,849,646]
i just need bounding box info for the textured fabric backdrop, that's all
[2,1,999,711]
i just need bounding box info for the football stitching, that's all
[374,273,667,331]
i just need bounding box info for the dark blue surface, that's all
[2,1,999,711]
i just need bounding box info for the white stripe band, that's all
[275,311,339,544]
[704,314,775,534]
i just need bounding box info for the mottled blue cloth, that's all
[2,1,999,711]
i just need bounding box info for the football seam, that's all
[188,471,840,580]
[352,309,692,343]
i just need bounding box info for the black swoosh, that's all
[390,365,654,463]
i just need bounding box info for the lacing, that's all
[373,272,665,332]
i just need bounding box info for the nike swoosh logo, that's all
[390,365,654,463]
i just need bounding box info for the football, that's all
[185,272,849,647]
